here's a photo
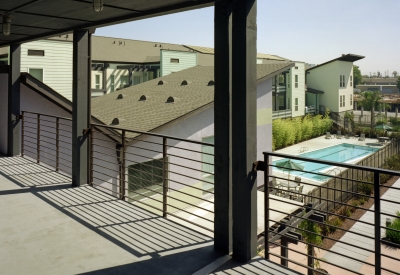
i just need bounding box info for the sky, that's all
[97,0,400,76]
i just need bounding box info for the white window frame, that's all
[295,75,298,88]
[295,98,298,111]
[343,95,345,107]
[350,94,353,105]
[95,74,101,89]
[350,75,353,87]
[340,95,343,107]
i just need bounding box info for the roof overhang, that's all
[306,54,365,72]
[306,87,324,95]
[257,63,295,84]
[0,0,215,47]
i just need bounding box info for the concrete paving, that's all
[323,177,400,273]
[0,156,219,275]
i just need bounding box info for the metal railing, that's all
[263,139,400,275]
[21,111,72,174]
[272,109,292,120]
[20,111,214,233]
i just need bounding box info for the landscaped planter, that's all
[381,237,400,249]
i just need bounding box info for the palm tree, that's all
[357,91,389,127]
[393,71,398,78]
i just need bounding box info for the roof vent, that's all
[158,80,165,85]
[181,80,190,86]
[117,94,124,99]
[139,95,148,101]
[207,80,215,86]
[111,118,120,125]
[166,96,177,103]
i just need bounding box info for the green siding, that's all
[160,50,197,77]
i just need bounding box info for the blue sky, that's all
[97,0,400,76]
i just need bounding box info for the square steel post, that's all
[231,0,257,261]
[72,30,91,187]
[214,0,232,254]
[7,44,21,156]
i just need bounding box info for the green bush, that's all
[385,211,400,244]
[272,112,333,150]
[358,181,374,196]
[320,217,343,235]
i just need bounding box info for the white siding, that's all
[289,62,306,117]
[20,40,73,100]
[160,50,197,77]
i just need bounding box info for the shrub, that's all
[358,181,374,196]
[337,205,355,218]
[385,211,400,244]
[320,217,343,235]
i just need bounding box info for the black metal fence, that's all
[263,144,400,275]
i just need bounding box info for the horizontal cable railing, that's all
[21,111,72,175]
[20,112,215,233]
[89,123,215,233]
[262,139,400,275]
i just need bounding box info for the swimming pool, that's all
[273,143,379,181]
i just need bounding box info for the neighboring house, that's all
[356,78,399,94]
[272,62,306,119]
[306,54,365,115]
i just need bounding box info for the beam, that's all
[231,0,257,261]
[214,0,232,255]
[7,44,21,156]
[72,30,90,187]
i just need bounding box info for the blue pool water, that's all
[273,144,379,181]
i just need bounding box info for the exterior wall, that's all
[105,66,129,93]
[20,40,73,100]
[160,50,197,77]
[289,62,305,117]
[337,61,354,113]
[307,61,339,112]
[0,73,8,154]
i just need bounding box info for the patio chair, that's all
[358,133,365,141]
[345,132,352,139]
[294,176,302,186]
[336,130,343,139]
[294,185,304,203]
[271,178,282,196]
[325,132,332,139]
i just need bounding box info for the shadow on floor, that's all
[0,155,219,275]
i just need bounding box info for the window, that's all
[110,75,115,92]
[170,58,179,63]
[287,97,291,109]
[340,95,343,107]
[128,158,163,198]
[202,136,214,192]
[28,68,43,82]
[350,94,353,105]
[95,75,100,89]
[279,96,285,108]
[28,50,44,56]
[295,75,298,88]
[287,75,290,88]
[340,75,346,88]
[295,98,298,111]
[295,66,298,69]
[120,75,129,87]
[350,76,353,87]
[343,95,345,107]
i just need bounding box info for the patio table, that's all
[279,181,298,191]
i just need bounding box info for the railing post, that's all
[264,152,270,260]
[21,111,25,157]
[307,245,314,275]
[56,117,59,172]
[374,171,381,275]
[89,124,94,187]
[162,137,168,218]
[120,130,126,200]
[37,114,40,163]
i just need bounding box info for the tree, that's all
[377,71,381,78]
[353,65,362,87]
[397,76,400,93]
[358,90,389,127]
[393,71,398,78]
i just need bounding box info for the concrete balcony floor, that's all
[0,155,301,275]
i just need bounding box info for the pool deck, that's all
[272,135,387,194]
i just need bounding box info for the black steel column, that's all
[72,30,91,187]
[214,0,232,254]
[7,44,21,156]
[231,0,257,261]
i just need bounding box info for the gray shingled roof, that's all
[92,63,294,137]
[91,36,189,63]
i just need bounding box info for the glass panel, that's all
[29,68,43,82]
[95,75,100,89]
[110,75,115,92]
